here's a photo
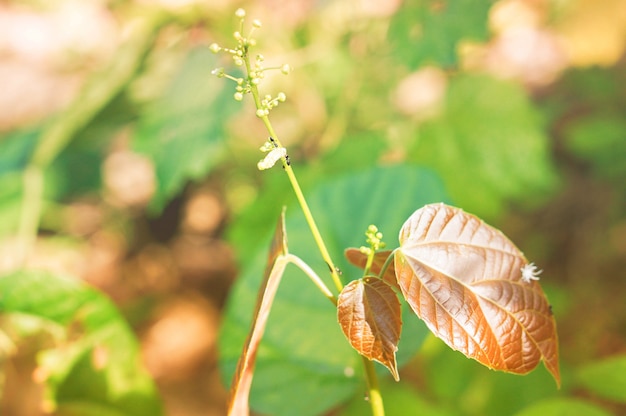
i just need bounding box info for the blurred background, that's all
[0,0,625,415]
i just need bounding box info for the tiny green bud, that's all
[251,77,260,85]
[234,92,244,101]
[281,64,291,75]
[234,57,244,66]
[209,43,221,53]
[253,19,262,28]
[211,67,225,78]
[248,39,257,47]
[235,8,246,18]
[277,92,286,102]
[256,109,266,118]
[234,31,243,41]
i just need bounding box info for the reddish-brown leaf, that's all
[228,209,289,416]
[344,248,398,289]
[395,203,560,385]
[337,277,402,381]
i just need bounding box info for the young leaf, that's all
[394,203,560,385]
[0,270,162,415]
[344,248,398,289]
[227,209,289,416]
[337,277,401,381]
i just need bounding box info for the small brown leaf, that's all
[344,248,398,289]
[337,277,402,381]
[228,208,289,416]
[395,203,560,385]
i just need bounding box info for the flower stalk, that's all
[211,9,385,416]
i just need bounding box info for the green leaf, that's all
[409,73,559,219]
[575,354,626,403]
[50,94,138,200]
[565,113,626,185]
[0,171,24,237]
[388,0,493,68]
[132,47,237,213]
[0,270,162,416]
[0,129,39,175]
[421,334,562,415]
[513,398,612,416]
[219,164,449,416]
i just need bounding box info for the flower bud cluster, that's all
[209,8,291,112]
[360,225,386,255]
[256,92,287,118]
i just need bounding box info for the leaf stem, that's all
[362,356,385,416]
[286,254,336,305]
[378,248,398,280]
[363,249,375,277]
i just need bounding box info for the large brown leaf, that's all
[337,277,402,380]
[395,203,560,385]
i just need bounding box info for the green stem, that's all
[378,248,398,280]
[15,166,44,267]
[15,9,174,267]
[363,249,375,276]
[242,35,382,416]
[362,356,385,416]
[286,254,336,305]
[245,65,343,293]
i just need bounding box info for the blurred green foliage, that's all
[0,271,162,415]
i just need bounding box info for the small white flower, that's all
[257,147,287,170]
[521,262,542,283]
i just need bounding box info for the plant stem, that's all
[286,254,336,305]
[242,38,384,416]
[282,165,344,292]
[245,62,343,293]
[378,248,398,280]
[362,356,385,416]
[15,9,173,267]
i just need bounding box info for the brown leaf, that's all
[228,208,289,416]
[337,277,402,381]
[395,203,560,385]
[344,248,398,289]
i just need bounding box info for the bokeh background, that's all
[0,0,625,415]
